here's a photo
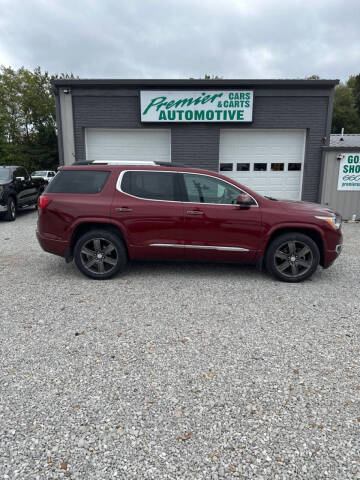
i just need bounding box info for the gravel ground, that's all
[0,209,359,480]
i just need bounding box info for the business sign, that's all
[337,153,360,191]
[140,90,253,122]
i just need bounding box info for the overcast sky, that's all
[0,0,358,81]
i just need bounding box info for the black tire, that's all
[34,193,40,210]
[74,229,128,280]
[4,197,16,221]
[265,232,320,282]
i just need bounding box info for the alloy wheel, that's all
[274,240,313,278]
[80,237,118,275]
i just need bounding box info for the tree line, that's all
[1,67,360,171]
[0,66,75,172]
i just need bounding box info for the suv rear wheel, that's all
[265,232,320,282]
[74,229,127,279]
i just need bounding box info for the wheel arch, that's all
[6,190,17,205]
[263,226,325,267]
[66,221,128,262]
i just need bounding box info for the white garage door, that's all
[219,129,306,200]
[85,129,171,163]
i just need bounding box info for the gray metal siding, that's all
[72,90,331,202]
[321,150,360,220]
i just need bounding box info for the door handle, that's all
[186,210,203,216]
[115,207,132,212]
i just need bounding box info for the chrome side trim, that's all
[150,243,250,252]
[116,170,259,207]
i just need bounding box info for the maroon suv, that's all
[36,162,342,282]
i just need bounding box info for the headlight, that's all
[315,215,342,230]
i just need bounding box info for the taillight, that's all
[38,196,52,209]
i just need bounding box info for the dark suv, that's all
[36,162,342,282]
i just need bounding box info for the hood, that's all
[269,198,338,216]
[0,180,11,186]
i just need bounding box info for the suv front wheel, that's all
[74,229,127,279]
[265,232,320,282]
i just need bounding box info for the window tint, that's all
[271,163,284,171]
[237,163,250,171]
[254,163,267,171]
[121,171,178,201]
[48,172,56,177]
[288,163,302,171]
[46,170,110,194]
[219,163,233,172]
[14,167,28,179]
[183,173,244,204]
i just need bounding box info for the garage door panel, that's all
[220,130,305,200]
[86,129,171,163]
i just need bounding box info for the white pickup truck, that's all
[31,170,57,183]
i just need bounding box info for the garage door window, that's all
[220,163,233,172]
[121,171,179,201]
[254,163,267,171]
[237,163,250,171]
[288,163,302,171]
[271,163,284,171]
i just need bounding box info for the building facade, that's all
[320,134,360,219]
[53,79,338,202]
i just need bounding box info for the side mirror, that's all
[236,193,253,206]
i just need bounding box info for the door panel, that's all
[181,172,262,262]
[13,168,37,205]
[112,170,185,260]
[183,203,262,261]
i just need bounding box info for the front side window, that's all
[121,171,178,201]
[183,173,245,205]
[46,170,110,194]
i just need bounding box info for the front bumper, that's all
[0,203,8,212]
[323,239,343,269]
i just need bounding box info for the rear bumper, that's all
[36,230,69,257]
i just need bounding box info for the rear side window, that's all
[121,171,178,201]
[46,170,110,194]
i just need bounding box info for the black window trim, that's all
[117,170,258,207]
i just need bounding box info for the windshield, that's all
[32,171,47,176]
[0,168,10,180]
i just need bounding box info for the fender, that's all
[69,216,130,244]
[259,221,328,251]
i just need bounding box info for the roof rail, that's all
[71,160,186,167]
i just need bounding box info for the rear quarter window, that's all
[120,171,179,201]
[46,170,110,194]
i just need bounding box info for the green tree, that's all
[0,66,60,171]
[347,74,360,118]
[332,76,360,134]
